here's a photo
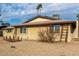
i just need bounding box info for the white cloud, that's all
[1,3,79,21]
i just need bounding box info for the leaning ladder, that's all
[60,25,68,42]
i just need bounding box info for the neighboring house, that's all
[2,27,14,38]
[0,21,10,36]
[0,26,7,36]
[2,16,79,42]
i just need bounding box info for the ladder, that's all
[60,25,68,42]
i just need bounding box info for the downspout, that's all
[60,25,62,42]
[76,20,79,38]
[67,24,72,42]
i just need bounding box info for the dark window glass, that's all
[54,25,60,33]
[50,25,54,33]
[7,29,12,32]
[20,27,26,33]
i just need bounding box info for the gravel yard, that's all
[0,37,79,56]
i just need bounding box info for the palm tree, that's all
[36,4,43,15]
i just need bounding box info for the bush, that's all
[38,30,55,42]
[8,37,22,42]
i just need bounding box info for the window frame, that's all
[20,27,26,33]
[54,25,60,33]
[7,29,12,33]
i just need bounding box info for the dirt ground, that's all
[0,37,79,56]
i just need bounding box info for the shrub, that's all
[38,30,55,42]
[9,36,22,42]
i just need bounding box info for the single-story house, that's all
[2,16,79,42]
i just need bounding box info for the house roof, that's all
[12,16,76,27]
[23,16,57,23]
[13,20,76,27]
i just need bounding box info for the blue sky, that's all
[0,3,79,25]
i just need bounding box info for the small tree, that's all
[0,19,10,27]
[38,30,55,42]
[77,14,79,20]
[52,14,60,20]
[1,22,10,26]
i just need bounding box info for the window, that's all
[54,25,60,33]
[50,25,54,33]
[50,25,60,33]
[7,29,12,32]
[20,27,26,33]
